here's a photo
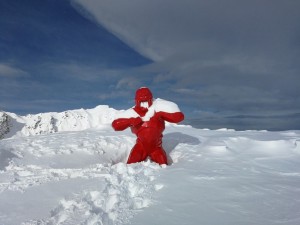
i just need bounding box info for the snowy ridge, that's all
[1,100,183,139]
[1,105,118,138]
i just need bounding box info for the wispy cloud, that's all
[42,62,124,81]
[0,63,28,77]
[73,0,300,63]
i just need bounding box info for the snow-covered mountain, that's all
[1,105,300,225]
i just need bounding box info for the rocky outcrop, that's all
[0,112,11,139]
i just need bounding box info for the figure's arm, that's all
[156,111,184,123]
[112,117,143,131]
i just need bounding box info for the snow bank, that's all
[1,105,118,138]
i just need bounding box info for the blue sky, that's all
[0,0,150,112]
[1,0,300,130]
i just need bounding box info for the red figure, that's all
[112,87,184,165]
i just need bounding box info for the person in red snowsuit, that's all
[112,87,184,165]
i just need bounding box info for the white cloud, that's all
[72,0,300,63]
[72,0,207,61]
[43,62,124,81]
[116,77,141,90]
[71,0,300,90]
[97,91,127,101]
[0,63,28,77]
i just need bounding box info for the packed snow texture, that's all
[1,105,300,225]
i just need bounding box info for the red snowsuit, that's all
[112,87,184,165]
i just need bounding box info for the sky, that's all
[1,0,300,131]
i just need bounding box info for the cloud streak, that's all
[0,63,28,77]
[73,0,300,61]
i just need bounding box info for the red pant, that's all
[127,129,168,164]
[127,140,168,165]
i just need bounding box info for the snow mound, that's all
[1,105,117,138]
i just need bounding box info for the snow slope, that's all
[1,106,300,225]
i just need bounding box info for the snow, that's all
[1,105,300,225]
[153,98,181,113]
[1,105,116,138]
[113,98,182,122]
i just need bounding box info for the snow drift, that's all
[1,105,300,225]
[0,105,117,138]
